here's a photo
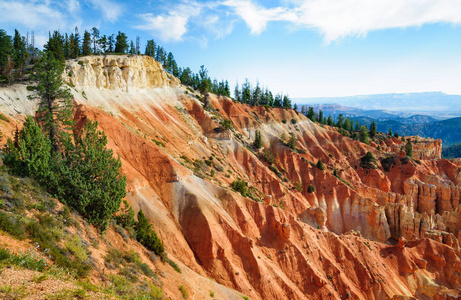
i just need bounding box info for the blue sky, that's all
[2,0,461,98]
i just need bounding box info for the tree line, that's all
[233,79,292,108]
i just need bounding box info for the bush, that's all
[360,152,377,169]
[0,211,25,239]
[179,285,188,299]
[307,184,315,193]
[114,200,135,228]
[316,160,325,171]
[282,119,287,124]
[232,179,247,197]
[135,210,164,257]
[221,119,232,130]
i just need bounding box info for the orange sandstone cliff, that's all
[1,55,461,299]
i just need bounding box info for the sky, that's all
[2,0,461,98]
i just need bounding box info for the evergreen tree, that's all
[0,29,12,75]
[198,65,210,95]
[135,209,164,256]
[242,79,251,104]
[369,121,377,138]
[336,114,344,128]
[99,35,107,53]
[293,103,298,111]
[179,67,192,86]
[405,140,413,158]
[388,128,393,136]
[128,40,134,54]
[252,83,261,105]
[115,31,128,54]
[31,53,73,151]
[288,132,297,150]
[107,34,115,53]
[44,31,65,62]
[91,27,100,53]
[234,81,241,102]
[359,125,369,144]
[327,115,333,126]
[13,29,28,70]
[59,120,127,230]
[145,39,156,57]
[355,121,362,132]
[253,130,262,149]
[82,30,92,55]
[3,116,51,181]
[72,27,81,58]
[307,107,315,121]
[273,94,282,107]
[344,118,350,131]
[282,95,291,109]
[317,110,324,123]
[316,159,325,171]
[63,34,70,59]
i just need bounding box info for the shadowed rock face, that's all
[1,55,461,299]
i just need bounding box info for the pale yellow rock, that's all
[64,55,180,91]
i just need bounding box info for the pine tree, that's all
[13,29,28,71]
[359,126,369,144]
[72,27,81,58]
[253,130,262,149]
[115,32,128,54]
[3,116,51,180]
[91,27,100,53]
[307,107,315,121]
[288,132,297,150]
[31,53,74,151]
[82,30,92,55]
[0,29,12,75]
[59,120,127,230]
[336,114,344,128]
[282,95,291,109]
[135,209,164,256]
[317,110,324,123]
[369,121,377,139]
[145,39,156,57]
[405,140,413,158]
[44,31,65,62]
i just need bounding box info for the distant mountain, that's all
[349,116,461,146]
[296,92,461,119]
[442,143,461,159]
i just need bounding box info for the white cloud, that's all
[221,0,461,42]
[87,0,123,22]
[296,0,461,42]
[221,0,297,35]
[136,13,190,42]
[135,1,203,42]
[0,0,67,30]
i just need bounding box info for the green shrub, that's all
[0,211,25,239]
[179,285,188,299]
[135,210,164,257]
[167,258,181,273]
[360,152,377,169]
[316,160,325,171]
[307,184,315,193]
[221,119,232,130]
[232,179,247,197]
[114,200,135,228]
[282,119,287,124]
[290,118,297,124]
